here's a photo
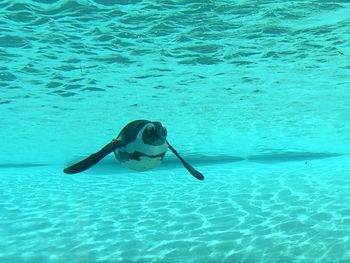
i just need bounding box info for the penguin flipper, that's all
[64,140,123,174]
[166,140,204,180]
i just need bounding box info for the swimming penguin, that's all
[64,120,204,180]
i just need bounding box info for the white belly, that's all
[114,139,168,171]
[122,156,163,171]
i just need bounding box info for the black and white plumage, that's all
[114,120,168,171]
[64,120,204,180]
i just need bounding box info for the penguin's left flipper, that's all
[167,140,204,180]
[64,139,123,174]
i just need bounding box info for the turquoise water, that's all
[1,0,350,262]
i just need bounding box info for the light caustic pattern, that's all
[0,1,350,262]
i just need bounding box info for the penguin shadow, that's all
[0,152,343,174]
[161,154,245,168]
[247,152,343,163]
[68,154,245,176]
[65,151,344,176]
[0,163,47,169]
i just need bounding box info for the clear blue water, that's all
[1,1,350,262]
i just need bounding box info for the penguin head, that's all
[142,121,167,146]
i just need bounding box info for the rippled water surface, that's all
[1,0,350,262]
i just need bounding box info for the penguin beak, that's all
[143,122,167,145]
[153,123,167,140]
[160,126,167,140]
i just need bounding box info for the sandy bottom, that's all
[1,156,350,263]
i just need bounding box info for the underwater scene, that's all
[1,0,350,262]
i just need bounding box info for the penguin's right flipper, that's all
[167,140,204,180]
[64,140,123,174]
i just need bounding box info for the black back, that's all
[117,120,151,144]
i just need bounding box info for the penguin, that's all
[64,120,204,180]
